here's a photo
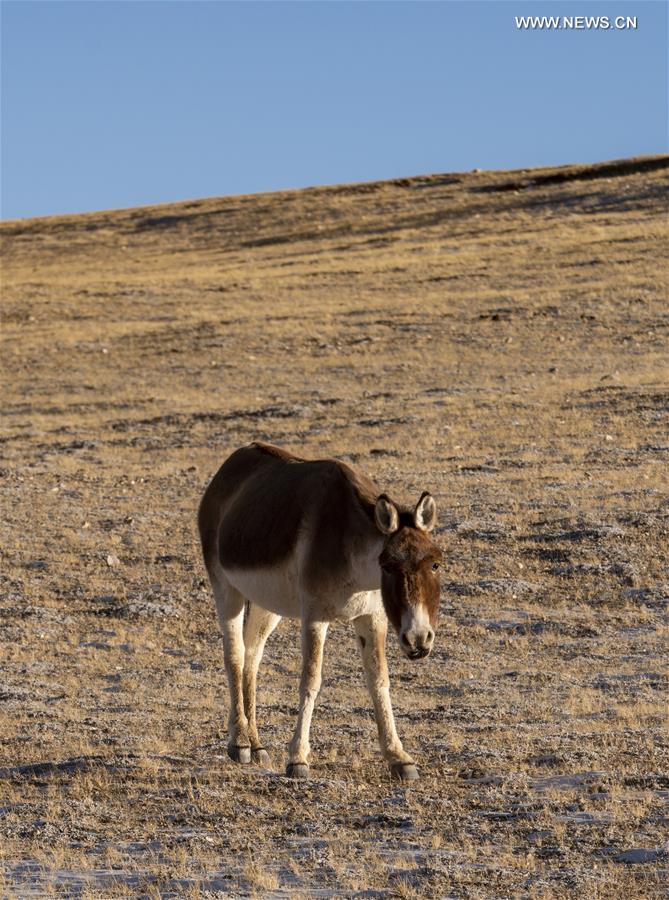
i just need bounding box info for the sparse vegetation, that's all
[1,157,668,896]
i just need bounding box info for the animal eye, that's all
[431,562,440,572]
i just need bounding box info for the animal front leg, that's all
[286,620,328,778]
[353,612,418,781]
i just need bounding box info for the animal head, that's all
[375,492,443,660]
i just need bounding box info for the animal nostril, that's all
[400,632,411,648]
[414,631,434,651]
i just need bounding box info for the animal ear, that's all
[414,492,437,532]
[374,494,399,535]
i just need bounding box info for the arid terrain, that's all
[1,156,668,898]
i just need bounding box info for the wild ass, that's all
[198,441,443,781]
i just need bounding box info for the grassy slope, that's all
[1,156,668,897]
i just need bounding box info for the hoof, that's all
[286,762,309,779]
[228,745,251,764]
[391,762,419,782]
[252,748,270,766]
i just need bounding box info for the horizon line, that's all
[2,152,667,227]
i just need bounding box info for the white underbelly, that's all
[221,560,384,623]
[222,561,301,618]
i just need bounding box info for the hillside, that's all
[1,156,668,896]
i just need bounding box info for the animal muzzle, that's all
[399,622,435,660]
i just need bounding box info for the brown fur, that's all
[198,442,443,776]
[198,441,381,582]
[379,528,442,633]
[199,441,442,630]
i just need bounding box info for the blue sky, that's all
[1,1,666,220]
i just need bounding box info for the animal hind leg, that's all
[209,566,251,763]
[243,603,281,765]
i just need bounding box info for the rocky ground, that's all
[1,156,668,897]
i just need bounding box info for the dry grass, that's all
[1,156,668,897]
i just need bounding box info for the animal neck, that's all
[349,533,385,592]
